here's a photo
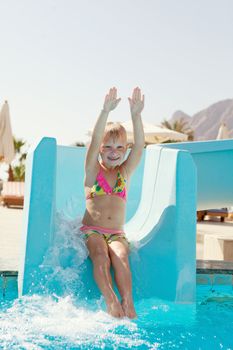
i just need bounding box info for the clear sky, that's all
[0,0,232,146]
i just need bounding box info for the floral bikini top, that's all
[86,167,127,201]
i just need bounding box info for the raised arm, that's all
[123,87,145,175]
[85,87,121,171]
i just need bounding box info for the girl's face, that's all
[100,137,127,168]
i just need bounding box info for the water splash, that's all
[0,295,156,349]
[39,210,89,296]
[1,287,233,349]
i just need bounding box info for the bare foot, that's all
[121,298,137,319]
[106,298,125,318]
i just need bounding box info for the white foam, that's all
[38,211,89,295]
[0,295,154,349]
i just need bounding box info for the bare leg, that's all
[108,239,137,319]
[86,234,124,318]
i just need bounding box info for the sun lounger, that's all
[197,208,228,222]
[1,181,24,208]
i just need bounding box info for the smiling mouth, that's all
[108,157,120,161]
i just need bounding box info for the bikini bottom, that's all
[80,224,130,247]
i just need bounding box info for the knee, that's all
[111,250,129,264]
[92,252,111,268]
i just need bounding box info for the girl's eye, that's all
[117,146,124,150]
[104,146,111,149]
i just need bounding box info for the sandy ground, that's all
[0,205,233,271]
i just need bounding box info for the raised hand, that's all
[128,87,145,117]
[103,87,121,113]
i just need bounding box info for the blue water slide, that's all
[18,137,233,303]
[162,140,233,209]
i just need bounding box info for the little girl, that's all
[81,87,145,319]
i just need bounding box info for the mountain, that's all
[170,99,233,140]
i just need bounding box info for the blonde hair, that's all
[103,122,127,143]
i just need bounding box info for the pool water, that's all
[0,280,233,350]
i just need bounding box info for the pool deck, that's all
[0,206,23,271]
[1,205,233,272]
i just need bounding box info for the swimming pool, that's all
[1,272,233,349]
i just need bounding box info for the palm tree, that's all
[161,118,194,141]
[74,141,85,147]
[8,137,28,181]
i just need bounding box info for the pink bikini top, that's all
[86,167,127,201]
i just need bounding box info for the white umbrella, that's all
[0,101,15,163]
[120,120,188,143]
[216,122,230,140]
